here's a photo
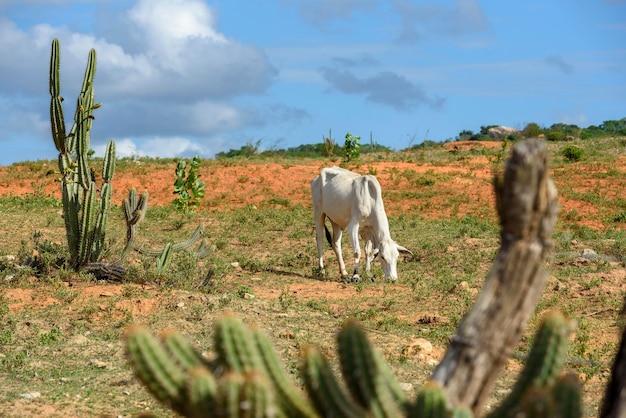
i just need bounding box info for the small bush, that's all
[522,122,543,138]
[343,132,361,163]
[561,145,584,162]
[545,130,566,142]
[173,155,206,212]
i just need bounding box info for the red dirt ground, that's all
[0,141,618,230]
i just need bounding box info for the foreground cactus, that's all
[49,38,115,270]
[126,312,581,418]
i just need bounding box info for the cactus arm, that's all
[49,38,61,97]
[217,372,246,418]
[156,242,173,271]
[160,329,209,371]
[125,326,188,416]
[80,49,97,94]
[300,345,365,418]
[91,181,111,262]
[486,311,573,418]
[78,182,97,265]
[119,188,149,262]
[91,140,115,261]
[62,182,80,263]
[50,97,67,155]
[239,371,277,418]
[250,327,319,418]
[410,381,450,418]
[137,224,205,257]
[49,39,67,156]
[170,224,204,252]
[451,405,474,418]
[214,315,263,375]
[187,366,219,418]
[338,320,405,417]
[553,373,582,418]
[75,96,91,190]
[102,140,115,182]
[195,239,215,259]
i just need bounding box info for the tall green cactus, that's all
[125,312,581,418]
[49,38,115,269]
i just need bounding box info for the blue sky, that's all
[0,0,624,164]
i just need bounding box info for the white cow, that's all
[311,166,412,282]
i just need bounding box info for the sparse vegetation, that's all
[1,112,625,416]
[173,155,206,212]
[343,132,361,163]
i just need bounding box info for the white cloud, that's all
[0,0,278,164]
[127,0,226,71]
[94,136,205,159]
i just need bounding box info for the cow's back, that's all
[312,166,382,228]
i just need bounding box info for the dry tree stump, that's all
[431,138,559,414]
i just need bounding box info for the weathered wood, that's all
[431,138,559,414]
[82,262,126,282]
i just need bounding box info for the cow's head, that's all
[377,240,412,281]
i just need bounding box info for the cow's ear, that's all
[371,249,380,260]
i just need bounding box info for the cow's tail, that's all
[324,224,333,247]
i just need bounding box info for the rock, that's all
[487,126,520,139]
[580,248,597,259]
[242,293,255,300]
[451,281,469,293]
[20,392,41,399]
[403,338,433,357]
[89,359,108,369]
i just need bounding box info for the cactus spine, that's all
[49,38,115,269]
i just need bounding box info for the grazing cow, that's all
[311,166,412,281]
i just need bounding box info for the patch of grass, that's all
[268,197,291,207]
[305,298,330,313]
[38,326,63,346]
[237,285,253,298]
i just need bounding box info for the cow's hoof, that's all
[341,275,351,283]
[368,276,376,283]
[351,274,361,283]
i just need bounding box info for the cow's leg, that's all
[331,223,349,280]
[313,213,327,278]
[348,221,361,282]
[364,239,375,282]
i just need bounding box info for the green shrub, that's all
[343,132,361,163]
[546,130,566,141]
[561,145,584,162]
[522,122,543,138]
[173,155,206,212]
